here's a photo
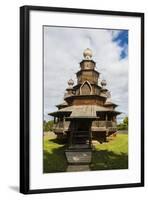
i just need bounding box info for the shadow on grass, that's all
[43,148,128,173]
[90,150,128,170]
[49,137,68,144]
[43,134,128,173]
[43,145,68,173]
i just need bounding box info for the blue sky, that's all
[112,30,128,122]
[44,27,128,123]
[113,30,128,59]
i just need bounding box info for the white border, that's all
[30,10,141,190]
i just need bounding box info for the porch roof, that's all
[49,105,118,117]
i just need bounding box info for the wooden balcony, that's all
[53,120,117,134]
[91,121,117,132]
[53,121,70,133]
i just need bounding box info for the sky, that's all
[44,26,128,123]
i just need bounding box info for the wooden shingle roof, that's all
[49,105,120,118]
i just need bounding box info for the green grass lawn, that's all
[43,132,128,173]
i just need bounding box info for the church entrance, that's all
[77,119,90,132]
[65,118,93,166]
[69,119,92,149]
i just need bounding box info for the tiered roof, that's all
[49,48,120,118]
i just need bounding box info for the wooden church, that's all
[49,48,121,150]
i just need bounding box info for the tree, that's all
[43,120,54,132]
[123,116,128,126]
[117,116,128,130]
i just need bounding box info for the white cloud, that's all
[44,27,128,122]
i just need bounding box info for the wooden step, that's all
[73,140,89,145]
[74,131,89,134]
[69,144,90,149]
[73,135,89,138]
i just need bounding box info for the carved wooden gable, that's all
[80,81,92,95]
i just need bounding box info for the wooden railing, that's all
[53,121,70,131]
[92,121,116,128]
[53,120,117,133]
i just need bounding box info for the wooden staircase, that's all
[66,130,92,165]
[69,131,91,149]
